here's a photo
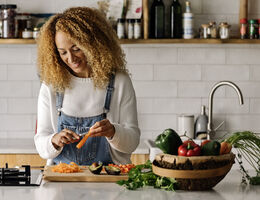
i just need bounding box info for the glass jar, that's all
[0,4,17,38]
[127,19,134,39]
[22,28,33,39]
[33,27,39,39]
[201,24,210,39]
[240,18,247,39]
[219,22,230,39]
[209,21,217,38]
[134,19,141,39]
[249,19,258,39]
[117,18,125,39]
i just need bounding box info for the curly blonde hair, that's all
[37,7,127,91]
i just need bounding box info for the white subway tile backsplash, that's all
[178,81,225,97]
[251,65,260,81]
[138,114,177,131]
[0,81,32,97]
[226,82,260,98]
[0,48,31,64]
[137,98,201,114]
[227,47,260,64]
[0,99,7,113]
[202,0,238,14]
[126,47,178,64]
[32,81,41,97]
[226,115,260,131]
[0,115,32,131]
[178,48,226,64]
[202,65,249,81]
[8,65,39,81]
[0,65,7,80]
[154,65,201,81]
[8,0,55,13]
[4,131,35,139]
[133,81,177,98]
[127,64,153,80]
[250,99,260,113]
[8,98,37,114]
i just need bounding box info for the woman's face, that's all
[55,31,90,78]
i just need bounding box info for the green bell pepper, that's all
[155,128,183,155]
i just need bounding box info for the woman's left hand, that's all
[89,119,115,138]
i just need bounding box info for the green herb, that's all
[117,160,178,191]
[225,131,260,185]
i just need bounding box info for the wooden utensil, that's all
[239,0,248,23]
[43,166,128,182]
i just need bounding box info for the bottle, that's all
[149,0,165,38]
[182,1,194,39]
[249,19,258,39]
[134,19,142,39]
[117,18,125,39]
[127,19,134,39]
[170,0,182,38]
[194,105,208,139]
[240,18,247,39]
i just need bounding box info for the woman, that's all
[34,7,140,165]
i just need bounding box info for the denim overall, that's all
[53,75,115,165]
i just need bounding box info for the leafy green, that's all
[225,131,260,185]
[117,160,178,191]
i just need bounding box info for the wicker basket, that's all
[152,153,235,190]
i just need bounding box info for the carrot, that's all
[220,141,232,155]
[76,131,91,149]
[51,162,81,173]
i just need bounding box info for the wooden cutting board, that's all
[43,166,129,182]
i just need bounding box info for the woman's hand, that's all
[51,128,80,149]
[90,119,115,139]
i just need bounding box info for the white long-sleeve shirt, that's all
[34,72,140,165]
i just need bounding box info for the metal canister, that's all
[0,4,17,38]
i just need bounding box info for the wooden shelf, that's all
[1,38,260,45]
[0,39,36,44]
[119,38,260,44]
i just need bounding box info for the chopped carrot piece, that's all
[51,162,81,173]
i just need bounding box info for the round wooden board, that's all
[152,163,233,179]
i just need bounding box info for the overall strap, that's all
[56,92,64,116]
[104,74,115,113]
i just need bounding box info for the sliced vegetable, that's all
[76,131,91,149]
[155,128,183,155]
[201,140,220,156]
[108,164,135,173]
[220,141,232,155]
[89,162,103,174]
[105,166,121,175]
[51,162,81,173]
[178,140,201,156]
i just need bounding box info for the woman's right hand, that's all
[51,128,80,149]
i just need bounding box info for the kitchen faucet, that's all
[207,81,244,139]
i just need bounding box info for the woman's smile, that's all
[55,31,90,78]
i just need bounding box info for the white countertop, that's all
[0,138,149,154]
[0,170,258,200]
